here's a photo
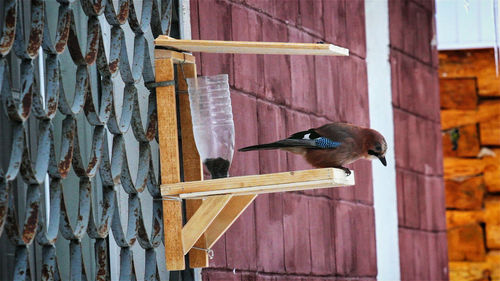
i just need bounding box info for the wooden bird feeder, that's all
[154,37,353,271]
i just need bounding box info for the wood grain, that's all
[484,150,500,192]
[155,36,349,56]
[447,223,486,261]
[156,56,184,270]
[440,78,478,110]
[444,158,485,179]
[439,49,500,97]
[182,195,232,255]
[161,168,353,196]
[445,176,485,210]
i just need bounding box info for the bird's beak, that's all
[378,156,387,166]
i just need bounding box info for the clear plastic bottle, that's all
[187,74,235,179]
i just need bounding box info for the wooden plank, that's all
[155,56,184,270]
[161,168,353,196]
[176,61,208,267]
[444,158,485,179]
[155,36,349,56]
[205,195,257,248]
[440,78,478,110]
[445,176,485,210]
[155,49,196,64]
[182,195,232,255]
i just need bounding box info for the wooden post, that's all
[155,53,185,270]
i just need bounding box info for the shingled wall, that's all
[190,0,376,280]
[389,1,449,280]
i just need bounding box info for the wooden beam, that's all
[156,56,185,270]
[155,36,349,56]
[155,48,196,64]
[182,195,233,255]
[161,168,354,198]
[177,61,209,267]
[205,195,257,248]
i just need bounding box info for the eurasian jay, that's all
[238,122,387,175]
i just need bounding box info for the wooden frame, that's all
[155,47,354,271]
[155,36,349,56]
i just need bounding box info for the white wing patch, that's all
[303,133,311,140]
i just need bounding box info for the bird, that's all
[238,122,387,175]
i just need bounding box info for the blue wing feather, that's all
[314,137,341,149]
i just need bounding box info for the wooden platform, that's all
[155,36,349,56]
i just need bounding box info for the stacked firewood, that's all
[440,49,500,281]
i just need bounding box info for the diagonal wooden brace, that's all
[182,195,233,254]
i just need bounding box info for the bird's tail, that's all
[238,139,317,152]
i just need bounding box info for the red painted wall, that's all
[389,1,449,280]
[190,1,376,280]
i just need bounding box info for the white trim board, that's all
[365,0,401,280]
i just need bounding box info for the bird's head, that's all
[365,129,387,166]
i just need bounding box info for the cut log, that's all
[483,150,500,192]
[440,78,478,110]
[439,49,500,97]
[444,158,485,179]
[445,176,485,210]
[449,261,491,281]
[447,224,486,261]
[486,224,500,249]
[447,210,485,228]
[442,124,480,157]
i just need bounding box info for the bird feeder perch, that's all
[154,38,353,271]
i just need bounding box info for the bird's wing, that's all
[288,129,342,149]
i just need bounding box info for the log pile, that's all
[440,49,500,281]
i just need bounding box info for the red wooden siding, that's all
[190,0,376,280]
[389,1,449,280]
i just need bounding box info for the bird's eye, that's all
[375,144,382,152]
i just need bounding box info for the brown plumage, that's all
[239,122,387,175]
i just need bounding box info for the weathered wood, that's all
[484,150,500,192]
[447,210,485,228]
[155,36,349,56]
[155,49,196,64]
[485,197,500,225]
[156,56,185,270]
[445,176,485,210]
[205,195,257,248]
[161,168,354,198]
[442,124,480,157]
[440,78,478,110]
[176,60,208,267]
[449,261,491,281]
[441,110,478,130]
[486,224,500,249]
[182,195,232,255]
[448,224,486,261]
[444,158,485,179]
[480,115,500,146]
[439,49,500,97]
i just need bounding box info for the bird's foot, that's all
[337,167,351,176]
